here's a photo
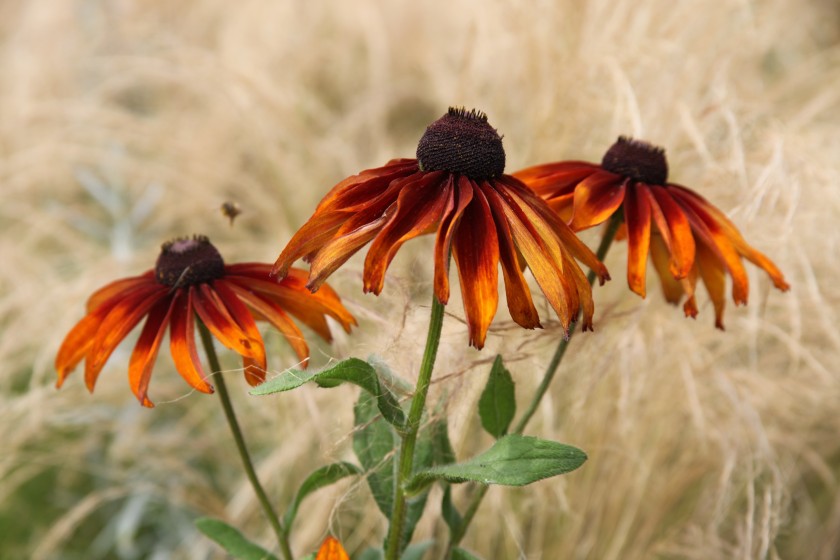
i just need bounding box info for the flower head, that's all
[515,136,790,328]
[272,107,608,348]
[56,235,355,407]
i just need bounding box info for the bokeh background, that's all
[2,0,839,558]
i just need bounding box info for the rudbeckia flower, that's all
[515,136,789,328]
[56,235,356,407]
[272,108,609,348]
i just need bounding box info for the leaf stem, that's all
[198,321,294,560]
[445,213,622,556]
[384,295,446,560]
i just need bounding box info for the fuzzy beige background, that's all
[1,1,838,559]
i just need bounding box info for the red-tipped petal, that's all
[210,281,267,380]
[193,284,263,364]
[624,184,652,297]
[129,296,177,407]
[169,289,214,394]
[569,171,627,231]
[453,184,500,349]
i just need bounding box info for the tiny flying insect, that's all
[220,201,242,226]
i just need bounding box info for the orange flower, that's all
[272,108,608,348]
[56,235,355,407]
[315,535,349,560]
[515,136,789,328]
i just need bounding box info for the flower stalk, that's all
[384,295,446,560]
[198,320,294,560]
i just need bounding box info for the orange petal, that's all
[193,284,263,366]
[224,281,310,366]
[503,177,610,284]
[649,234,684,304]
[484,183,541,329]
[84,287,168,393]
[57,295,126,387]
[682,265,700,319]
[316,535,349,560]
[646,185,696,279]
[86,272,155,312]
[209,282,267,385]
[315,159,417,213]
[513,161,600,200]
[669,189,750,305]
[363,172,449,295]
[488,187,575,334]
[433,176,472,304]
[695,241,727,329]
[307,213,389,291]
[169,289,214,395]
[453,184,500,349]
[624,184,652,297]
[272,211,349,279]
[569,171,627,231]
[129,296,177,407]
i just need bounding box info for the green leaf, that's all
[429,416,456,466]
[298,555,316,560]
[353,392,399,519]
[405,435,587,492]
[478,356,515,438]
[195,518,278,560]
[451,547,483,560]
[357,548,384,560]
[441,485,462,536]
[283,462,362,531]
[251,358,405,427]
[402,540,434,560]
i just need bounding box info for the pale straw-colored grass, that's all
[1,0,838,558]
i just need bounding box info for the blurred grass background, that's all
[1,0,839,558]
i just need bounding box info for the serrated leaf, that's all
[251,358,405,427]
[478,356,515,438]
[283,462,362,531]
[353,392,399,519]
[451,547,482,560]
[195,518,278,560]
[405,435,587,492]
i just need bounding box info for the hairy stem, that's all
[384,295,446,560]
[198,321,294,560]
[445,213,622,555]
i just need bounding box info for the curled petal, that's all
[646,185,695,279]
[272,211,349,279]
[363,172,449,295]
[433,176,472,304]
[193,284,263,368]
[514,161,600,200]
[453,184,500,349]
[129,296,177,407]
[169,289,214,395]
[649,234,685,304]
[695,242,727,329]
[569,172,627,231]
[307,213,389,291]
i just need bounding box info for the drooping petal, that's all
[86,272,155,311]
[314,159,418,213]
[84,287,169,392]
[307,213,390,291]
[624,184,652,297]
[209,281,267,385]
[433,176,472,304]
[128,296,177,407]
[682,265,700,319]
[169,289,214,395]
[503,177,610,284]
[271,211,349,279]
[224,281,310,367]
[192,283,263,366]
[513,161,600,200]
[646,185,696,279]
[315,535,350,560]
[695,241,727,329]
[649,234,685,304]
[669,188,750,304]
[669,184,789,292]
[453,184,500,349]
[488,187,576,334]
[569,171,627,231]
[484,182,541,329]
[363,171,449,295]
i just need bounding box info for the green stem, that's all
[445,213,622,556]
[384,295,446,560]
[198,321,294,560]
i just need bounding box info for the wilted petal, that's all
[569,171,627,231]
[514,161,600,200]
[193,284,263,365]
[646,185,695,279]
[209,281,267,384]
[695,242,727,329]
[624,184,652,297]
[433,176,472,304]
[453,184,500,348]
[649,234,684,304]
